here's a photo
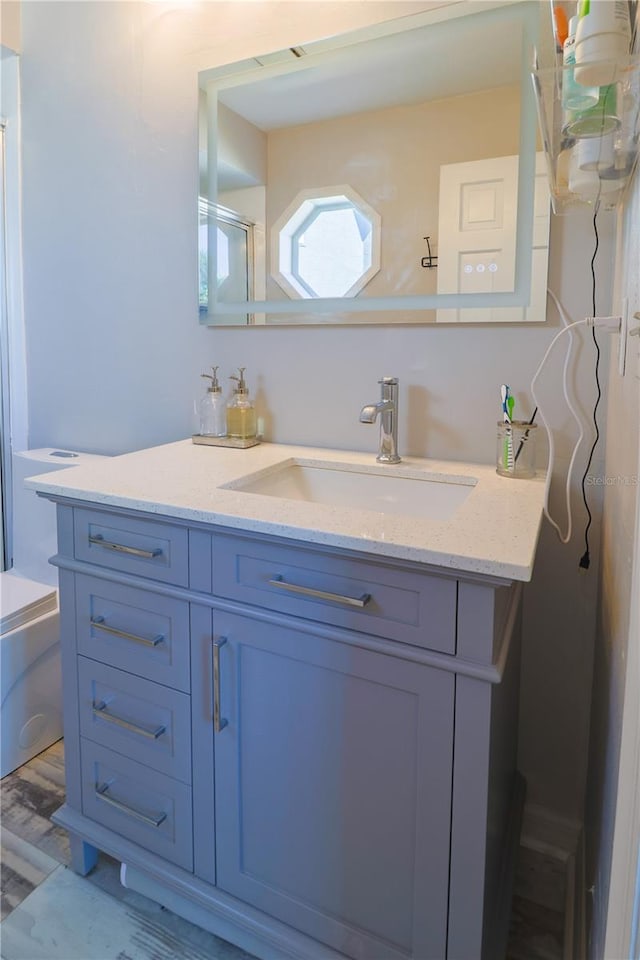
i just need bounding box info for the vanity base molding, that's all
[49,500,526,960]
[53,806,348,960]
[55,773,526,960]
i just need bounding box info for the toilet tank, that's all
[12,449,109,587]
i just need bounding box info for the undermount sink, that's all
[223,459,477,521]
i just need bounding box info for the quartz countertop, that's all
[26,439,545,581]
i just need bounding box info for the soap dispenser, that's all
[227,367,257,440]
[199,366,227,437]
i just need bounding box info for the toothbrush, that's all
[501,385,515,472]
[507,394,515,422]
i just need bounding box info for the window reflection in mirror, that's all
[272,185,381,298]
[198,1,549,325]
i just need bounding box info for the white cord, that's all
[533,292,585,544]
[532,293,621,544]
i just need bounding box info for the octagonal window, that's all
[271,186,381,300]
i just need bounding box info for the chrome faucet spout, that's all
[359,399,393,424]
[359,378,401,464]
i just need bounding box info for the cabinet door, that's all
[212,611,454,960]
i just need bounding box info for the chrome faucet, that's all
[359,377,401,464]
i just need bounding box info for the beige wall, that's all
[264,87,520,301]
[0,0,20,53]
[217,103,267,192]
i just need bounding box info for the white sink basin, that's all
[224,459,477,521]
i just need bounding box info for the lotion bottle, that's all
[574,0,631,87]
[199,366,227,437]
[227,367,257,439]
[562,15,599,112]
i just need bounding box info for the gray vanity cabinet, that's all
[51,502,523,960]
[193,608,453,960]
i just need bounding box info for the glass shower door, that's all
[0,121,9,570]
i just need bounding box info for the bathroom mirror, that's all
[198,1,550,325]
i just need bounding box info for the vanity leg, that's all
[69,834,98,875]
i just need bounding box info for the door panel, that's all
[437,153,550,323]
[213,611,454,960]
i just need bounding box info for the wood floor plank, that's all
[0,864,255,960]
[507,894,565,960]
[0,828,59,920]
[0,743,70,867]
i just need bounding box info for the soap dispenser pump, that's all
[199,366,227,437]
[227,367,257,440]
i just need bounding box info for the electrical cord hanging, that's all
[578,202,602,570]
[531,291,617,551]
[531,293,586,544]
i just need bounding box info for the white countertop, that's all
[27,439,545,581]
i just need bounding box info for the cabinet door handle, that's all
[90,616,164,648]
[95,782,167,827]
[92,700,166,740]
[213,637,228,733]
[89,533,162,560]
[268,575,371,608]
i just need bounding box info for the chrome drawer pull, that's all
[89,533,162,560]
[90,616,164,648]
[95,782,167,827]
[268,575,371,608]
[92,701,166,740]
[212,637,228,734]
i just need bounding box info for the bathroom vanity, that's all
[29,441,544,960]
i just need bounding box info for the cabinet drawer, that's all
[80,741,193,871]
[75,575,190,692]
[74,508,188,586]
[78,658,191,783]
[212,533,457,654]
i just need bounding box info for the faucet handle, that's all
[379,376,398,385]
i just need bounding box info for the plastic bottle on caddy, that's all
[562,14,599,112]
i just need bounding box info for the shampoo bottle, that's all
[574,0,631,87]
[562,15,599,112]
[199,366,227,437]
[227,368,257,440]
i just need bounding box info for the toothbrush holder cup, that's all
[496,420,537,479]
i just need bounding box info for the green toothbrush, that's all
[506,393,515,470]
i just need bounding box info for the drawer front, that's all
[78,658,191,783]
[74,508,188,586]
[75,575,190,692]
[80,741,193,871]
[212,534,457,654]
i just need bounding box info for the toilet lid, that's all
[0,571,57,634]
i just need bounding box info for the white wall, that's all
[20,0,616,822]
[585,168,640,957]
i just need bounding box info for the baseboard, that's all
[519,802,585,960]
[521,802,582,859]
[489,771,527,960]
[569,829,587,960]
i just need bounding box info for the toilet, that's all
[1,448,107,778]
